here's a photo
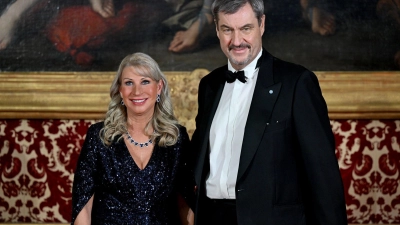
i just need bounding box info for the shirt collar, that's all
[227,49,263,80]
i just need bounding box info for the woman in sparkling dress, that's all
[71,52,194,225]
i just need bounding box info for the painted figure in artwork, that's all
[0,0,337,55]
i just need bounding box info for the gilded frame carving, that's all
[0,70,400,120]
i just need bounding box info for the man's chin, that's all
[228,51,251,64]
[229,56,250,67]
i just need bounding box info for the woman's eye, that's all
[125,81,133,86]
[142,80,150,85]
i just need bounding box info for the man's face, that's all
[216,3,265,71]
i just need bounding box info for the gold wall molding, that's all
[0,70,399,119]
[317,71,400,119]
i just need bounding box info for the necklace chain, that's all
[126,132,153,148]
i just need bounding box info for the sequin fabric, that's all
[71,122,193,225]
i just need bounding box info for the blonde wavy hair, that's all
[100,52,179,147]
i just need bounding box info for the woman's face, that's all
[119,66,163,119]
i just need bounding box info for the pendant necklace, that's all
[126,132,153,148]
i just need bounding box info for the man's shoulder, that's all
[205,65,227,78]
[199,64,227,85]
[265,52,314,82]
[268,54,309,75]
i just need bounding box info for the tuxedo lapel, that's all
[194,67,226,186]
[237,50,282,181]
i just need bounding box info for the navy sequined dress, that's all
[71,122,193,225]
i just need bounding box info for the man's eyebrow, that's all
[220,23,254,29]
[220,24,232,29]
[240,23,254,28]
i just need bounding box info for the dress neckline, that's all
[123,140,157,171]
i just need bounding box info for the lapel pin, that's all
[269,90,273,94]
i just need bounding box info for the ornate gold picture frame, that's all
[1,71,399,120]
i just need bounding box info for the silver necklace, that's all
[126,132,153,148]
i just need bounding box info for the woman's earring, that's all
[156,94,160,103]
[121,100,125,105]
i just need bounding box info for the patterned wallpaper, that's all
[0,119,400,223]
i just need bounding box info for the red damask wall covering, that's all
[0,119,400,223]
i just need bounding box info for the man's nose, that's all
[231,30,243,46]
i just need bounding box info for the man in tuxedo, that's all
[190,0,348,224]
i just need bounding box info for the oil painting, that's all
[0,0,399,72]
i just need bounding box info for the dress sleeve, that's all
[176,126,196,210]
[71,124,99,224]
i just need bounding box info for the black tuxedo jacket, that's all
[190,49,348,225]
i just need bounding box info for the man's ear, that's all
[215,20,220,39]
[260,14,266,35]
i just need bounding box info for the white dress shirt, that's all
[206,50,262,199]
